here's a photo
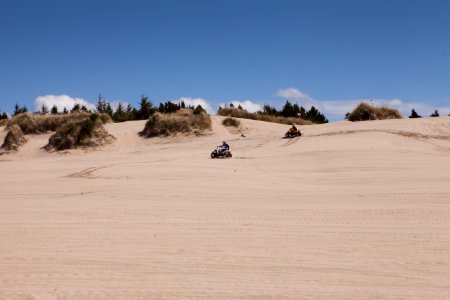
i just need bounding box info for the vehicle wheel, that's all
[211,153,216,158]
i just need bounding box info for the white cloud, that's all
[276,87,311,101]
[229,100,262,113]
[389,99,402,106]
[109,101,129,111]
[34,95,131,113]
[218,100,263,113]
[318,98,450,120]
[319,100,362,117]
[34,95,94,112]
[276,87,321,110]
[173,97,213,114]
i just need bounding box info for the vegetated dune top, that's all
[1,116,450,299]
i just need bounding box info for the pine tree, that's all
[13,103,20,116]
[409,109,421,118]
[71,104,81,113]
[261,104,278,116]
[40,104,49,115]
[106,103,113,117]
[305,106,328,123]
[430,110,439,117]
[299,106,307,119]
[13,103,27,116]
[113,103,127,122]
[95,95,108,113]
[281,101,295,117]
[138,96,155,119]
[158,103,165,113]
[193,105,205,115]
[51,105,59,114]
[293,103,300,117]
[125,104,135,120]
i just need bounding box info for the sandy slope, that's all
[1,117,450,299]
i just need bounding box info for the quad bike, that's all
[284,129,302,138]
[211,147,232,158]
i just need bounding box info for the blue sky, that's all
[0,0,449,120]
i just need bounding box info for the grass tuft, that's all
[7,112,112,134]
[222,117,240,127]
[44,113,114,151]
[1,124,27,151]
[142,109,212,137]
[217,107,312,125]
[2,112,113,152]
[347,103,402,122]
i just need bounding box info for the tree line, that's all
[0,96,205,123]
[219,100,329,124]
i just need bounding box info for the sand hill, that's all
[1,116,450,299]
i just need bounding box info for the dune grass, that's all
[2,112,113,152]
[7,112,111,134]
[142,109,212,137]
[217,107,312,125]
[44,114,114,151]
[222,117,240,127]
[1,124,27,151]
[347,103,402,121]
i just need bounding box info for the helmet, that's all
[223,141,227,144]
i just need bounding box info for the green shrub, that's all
[347,103,402,121]
[142,109,212,137]
[222,117,240,127]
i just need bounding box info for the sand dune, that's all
[1,116,450,299]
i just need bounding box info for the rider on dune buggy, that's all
[219,141,230,154]
[211,141,232,158]
[289,124,298,133]
[285,124,302,138]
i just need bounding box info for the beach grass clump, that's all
[1,124,27,151]
[2,112,113,152]
[217,107,312,125]
[142,109,212,137]
[347,103,402,121]
[44,113,114,151]
[222,117,240,127]
[7,112,112,134]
